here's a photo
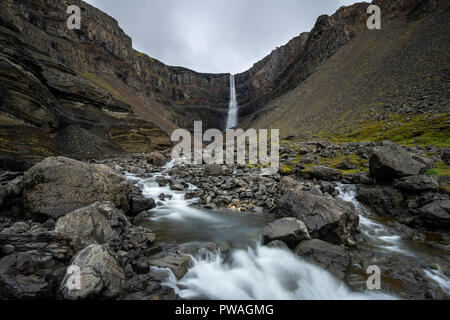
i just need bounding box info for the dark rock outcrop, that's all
[356,185,404,217]
[295,239,350,280]
[393,175,440,193]
[60,244,125,300]
[309,166,342,182]
[277,177,359,244]
[204,164,223,176]
[369,142,428,181]
[261,218,311,249]
[417,200,450,230]
[0,221,74,299]
[55,202,131,252]
[22,157,133,220]
[129,196,156,216]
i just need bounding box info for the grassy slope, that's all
[247,10,449,148]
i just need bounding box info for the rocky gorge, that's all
[0,138,449,300]
[0,0,449,302]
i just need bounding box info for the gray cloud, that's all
[84,0,359,74]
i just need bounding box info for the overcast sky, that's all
[84,0,358,74]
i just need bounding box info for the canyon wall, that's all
[0,0,232,169]
[234,0,443,123]
[0,0,445,169]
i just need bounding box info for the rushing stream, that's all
[126,162,449,299]
[336,184,450,295]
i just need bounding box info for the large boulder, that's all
[356,185,404,217]
[129,195,156,216]
[441,148,450,165]
[369,142,427,181]
[393,175,440,193]
[60,244,125,300]
[308,166,342,181]
[55,202,131,252]
[22,157,133,220]
[295,239,350,279]
[261,218,311,249]
[204,164,222,176]
[277,177,359,245]
[0,225,74,299]
[417,200,450,230]
[148,254,192,279]
[147,152,167,166]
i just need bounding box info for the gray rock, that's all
[369,142,427,181]
[318,181,335,194]
[129,196,156,216]
[169,183,185,191]
[277,177,359,245]
[266,240,289,249]
[148,255,192,279]
[309,166,342,181]
[155,176,171,187]
[393,175,440,193]
[309,185,323,196]
[147,152,166,166]
[441,148,450,164]
[417,200,450,230]
[204,164,222,176]
[0,230,74,299]
[295,239,350,279]
[262,218,311,248]
[55,202,131,252]
[23,157,133,220]
[60,244,125,300]
[356,185,404,217]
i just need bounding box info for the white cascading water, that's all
[226,75,238,129]
[335,183,450,295]
[126,163,395,300]
[162,245,393,300]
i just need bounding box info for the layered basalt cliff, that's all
[241,0,449,143]
[0,0,232,169]
[0,0,447,170]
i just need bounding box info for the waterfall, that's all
[226,75,238,129]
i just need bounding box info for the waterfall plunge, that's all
[226,75,238,129]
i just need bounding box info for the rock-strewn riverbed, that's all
[0,140,449,300]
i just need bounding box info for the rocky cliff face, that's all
[235,0,446,124]
[243,0,449,143]
[0,0,447,170]
[0,0,232,170]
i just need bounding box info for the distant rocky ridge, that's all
[0,0,448,170]
[235,0,448,126]
[0,0,231,170]
[239,0,449,140]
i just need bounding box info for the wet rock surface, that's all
[60,244,125,300]
[22,157,133,220]
[0,137,449,300]
[295,239,350,280]
[262,218,311,249]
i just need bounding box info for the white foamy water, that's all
[335,183,450,294]
[125,164,397,300]
[226,75,238,129]
[335,183,410,254]
[424,267,450,295]
[163,245,393,300]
